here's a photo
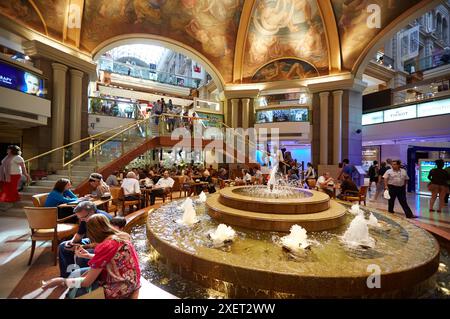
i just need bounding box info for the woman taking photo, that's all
[428,159,449,213]
[41,214,141,299]
[45,178,78,220]
[0,145,30,203]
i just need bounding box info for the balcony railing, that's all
[97,57,204,89]
[404,52,450,74]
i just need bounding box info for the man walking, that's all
[383,160,417,219]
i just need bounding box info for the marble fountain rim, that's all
[145,203,441,297]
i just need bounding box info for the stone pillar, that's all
[230,99,239,129]
[319,92,329,165]
[241,98,250,129]
[51,63,68,167]
[69,69,84,157]
[332,90,343,164]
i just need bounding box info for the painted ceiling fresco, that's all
[0,0,429,84]
[80,0,243,82]
[0,0,66,40]
[243,0,329,82]
[252,58,319,82]
[331,0,422,71]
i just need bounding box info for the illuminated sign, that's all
[0,60,44,96]
[256,108,309,124]
[384,105,416,122]
[417,100,450,117]
[362,111,383,125]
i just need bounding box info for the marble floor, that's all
[0,189,449,298]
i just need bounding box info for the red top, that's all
[88,237,141,299]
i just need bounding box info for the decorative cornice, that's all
[224,88,260,99]
[308,76,367,93]
[69,69,84,78]
[51,62,69,72]
[24,40,97,77]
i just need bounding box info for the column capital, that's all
[69,69,84,78]
[319,91,330,98]
[230,98,240,104]
[51,63,68,72]
[332,90,344,97]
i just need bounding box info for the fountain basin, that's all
[146,200,440,298]
[219,186,330,214]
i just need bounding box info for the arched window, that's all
[436,13,442,38]
[443,18,448,44]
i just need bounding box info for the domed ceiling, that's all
[0,0,430,84]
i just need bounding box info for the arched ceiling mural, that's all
[243,0,329,82]
[0,0,435,84]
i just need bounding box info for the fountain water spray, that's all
[209,224,236,247]
[198,191,207,203]
[349,204,364,216]
[342,214,375,249]
[177,197,199,225]
[280,225,311,253]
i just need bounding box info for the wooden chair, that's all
[23,207,78,266]
[180,182,193,198]
[32,193,49,207]
[119,188,141,215]
[342,186,368,206]
[306,179,317,190]
[154,187,172,203]
[108,187,121,215]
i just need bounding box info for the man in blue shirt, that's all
[58,201,111,278]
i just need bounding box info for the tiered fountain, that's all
[145,165,440,298]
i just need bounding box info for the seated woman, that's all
[200,170,216,194]
[41,214,141,299]
[338,174,359,200]
[182,170,194,196]
[45,178,79,220]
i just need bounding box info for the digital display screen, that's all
[420,160,450,182]
[255,108,308,123]
[0,60,44,96]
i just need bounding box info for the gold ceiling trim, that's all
[317,0,341,73]
[62,0,85,48]
[353,0,439,78]
[233,0,256,83]
[27,0,48,36]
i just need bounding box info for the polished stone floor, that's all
[0,189,449,298]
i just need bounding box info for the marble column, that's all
[332,90,343,164]
[51,63,68,166]
[241,98,250,129]
[319,92,329,165]
[230,99,239,129]
[69,69,84,157]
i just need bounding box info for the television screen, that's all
[0,60,44,96]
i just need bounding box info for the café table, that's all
[58,197,112,211]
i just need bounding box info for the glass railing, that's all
[89,96,145,120]
[404,52,450,73]
[97,57,204,89]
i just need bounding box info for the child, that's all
[110,216,127,231]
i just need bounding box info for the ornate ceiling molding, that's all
[317,0,341,73]
[27,0,48,35]
[232,0,256,83]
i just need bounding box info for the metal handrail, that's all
[63,118,149,168]
[24,119,140,164]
